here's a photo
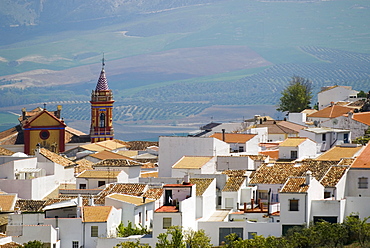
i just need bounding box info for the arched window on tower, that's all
[99,113,106,128]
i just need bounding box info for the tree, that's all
[184,229,212,248]
[23,240,44,248]
[344,215,370,247]
[277,76,313,113]
[156,226,185,248]
[116,221,149,237]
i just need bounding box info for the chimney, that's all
[243,202,247,213]
[22,108,26,121]
[222,129,226,141]
[306,170,312,185]
[251,199,254,210]
[183,174,190,185]
[330,101,334,107]
[260,202,264,213]
[142,197,146,203]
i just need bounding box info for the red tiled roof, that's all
[352,112,370,126]
[351,143,370,169]
[155,205,179,213]
[308,105,353,118]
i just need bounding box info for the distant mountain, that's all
[0,0,218,27]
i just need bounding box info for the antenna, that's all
[102,53,105,70]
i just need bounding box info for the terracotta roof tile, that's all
[142,187,163,200]
[320,166,348,187]
[15,199,46,212]
[83,206,112,222]
[279,137,309,147]
[94,183,147,205]
[351,143,370,169]
[127,141,159,150]
[189,178,214,196]
[280,177,309,193]
[155,205,179,213]
[107,193,155,205]
[94,139,129,150]
[308,105,353,118]
[76,170,121,179]
[74,159,94,174]
[0,195,16,212]
[210,133,256,143]
[352,112,370,125]
[316,146,362,161]
[0,146,15,156]
[222,176,246,192]
[259,150,279,160]
[221,170,247,177]
[93,158,141,168]
[39,148,75,167]
[172,156,213,169]
[338,158,355,166]
[0,241,22,248]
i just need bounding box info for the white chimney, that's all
[306,170,312,185]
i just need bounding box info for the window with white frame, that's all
[358,177,368,189]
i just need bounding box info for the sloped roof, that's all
[352,112,370,126]
[127,141,159,150]
[319,85,352,93]
[140,171,158,178]
[80,143,109,152]
[76,170,121,179]
[189,178,214,196]
[308,105,353,118]
[221,170,246,177]
[351,143,370,169]
[210,133,256,143]
[316,145,363,161]
[15,199,46,212]
[280,177,309,193]
[94,183,147,205]
[83,206,112,222]
[279,137,309,147]
[95,139,129,150]
[172,156,213,169]
[116,150,139,157]
[74,159,94,174]
[259,150,279,160]
[89,150,132,160]
[93,158,141,168]
[0,146,15,156]
[249,160,336,185]
[320,166,348,187]
[222,176,246,192]
[142,187,163,200]
[107,193,155,206]
[0,194,16,212]
[0,241,22,248]
[255,120,304,135]
[38,148,75,167]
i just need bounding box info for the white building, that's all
[278,137,317,160]
[210,132,259,154]
[171,156,216,178]
[158,136,230,177]
[318,86,359,110]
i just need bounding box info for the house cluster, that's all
[0,65,369,248]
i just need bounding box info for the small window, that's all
[72,241,79,248]
[344,133,349,143]
[79,184,86,189]
[98,181,105,187]
[139,212,142,224]
[91,226,98,237]
[324,191,331,199]
[163,217,172,229]
[99,113,106,128]
[358,177,368,189]
[239,146,244,152]
[291,150,298,159]
[289,199,299,211]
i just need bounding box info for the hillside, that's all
[0,0,369,130]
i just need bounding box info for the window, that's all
[358,177,368,189]
[248,232,257,239]
[322,133,326,141]
[344,133,349,143]
[72,241,79,248]
[98,181,106,187]
[219,228,243,245]
[238,146,244,152]
[324,191,331,199]
[146,210,148,222]
[289,199,299,211]
[258,190,268,200]
[99,113,106,128]
[91,226,98,237]
[79,184,86,189]
[163,217,172,229]
[290,150,298,159]
[139,212,142,224]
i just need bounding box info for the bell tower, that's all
[90,56,114,143]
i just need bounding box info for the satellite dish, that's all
[314,120,318,127]
[332,119,338,125]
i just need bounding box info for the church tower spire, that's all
[90,55,114,143]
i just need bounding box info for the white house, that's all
[216,155,268,171]
[221,174,247,210]
[189,178,216,219]
[279,172,324,234]
[76,170,127,189]
[93,158,142,183]
[105,193,155,229]
[278,137,317,160]
[210,132,259,154]
[171,156,216,178]
[307,104,353,124]
[158,136,230,177]
[299,127,351,152]
[318,86,359,110]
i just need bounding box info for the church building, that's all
[89,57,114,143]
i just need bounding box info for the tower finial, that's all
[102,53,105,70]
